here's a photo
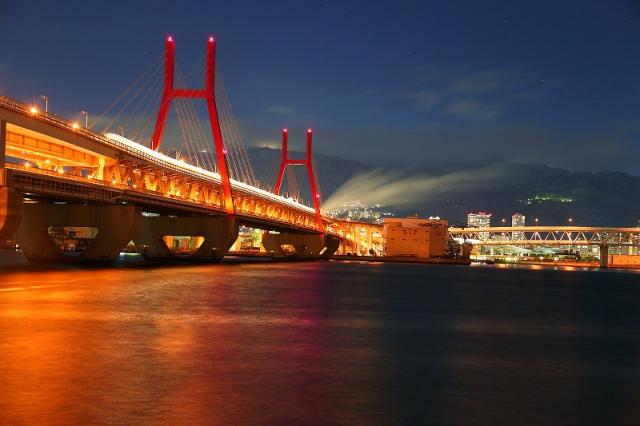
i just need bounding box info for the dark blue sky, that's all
[2,0,639,173]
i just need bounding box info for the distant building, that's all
[467,212,491,240]
[383,217,448,258]
[467,212,491,228]
[512,213,526,241]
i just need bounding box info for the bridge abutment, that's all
[14,203,140,263]
[262,232,340,259]
[134,215,239,262]
[0,185,23,242]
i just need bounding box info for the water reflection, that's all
[0,262,640,424]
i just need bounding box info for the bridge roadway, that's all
[0,96,341,262]
[449,226,640,247]
[449,226,640,267]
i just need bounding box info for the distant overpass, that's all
[449,226,640,267]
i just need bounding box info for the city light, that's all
[29,106,38,114]
[72,122,79,129]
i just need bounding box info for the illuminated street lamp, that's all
[534,218,539,225]
[568,217,574,225]
[30,106,38,114]
[40,95,48,113]
[80,110,89,128]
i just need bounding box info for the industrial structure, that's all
[383,217,448,259]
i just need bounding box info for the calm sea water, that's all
[1,257,639,425]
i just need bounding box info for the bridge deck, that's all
[0,96,337,236]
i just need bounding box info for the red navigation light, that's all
[307,128,312,133]
[208,36,215,43]
[167,36,173,42]
[283,128,288,133]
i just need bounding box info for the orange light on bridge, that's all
[72,122,79,129]
[30,106,38,114]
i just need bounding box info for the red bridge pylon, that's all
[274,128,324,234]
[151,36,234,216]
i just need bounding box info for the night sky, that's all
[1,0,639,173]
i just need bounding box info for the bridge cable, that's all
[97,55,164,133]
[91,53,163,130]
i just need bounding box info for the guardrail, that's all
[0,95,322,219]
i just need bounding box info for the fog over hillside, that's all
[248,147,640,227]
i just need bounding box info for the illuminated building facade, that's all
[383,217,448,258]
[467,212,491,240]
[512,213,526,241]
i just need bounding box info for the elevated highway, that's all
[449,226,640,267]
[0,96,341,262]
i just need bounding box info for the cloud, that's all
[266,105,295,115]
[444,99,504,120]
[408,68,535,120]
[408,90,442,110]
[450,69,517,95]
[323,165,519,211]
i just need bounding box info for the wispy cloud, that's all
[266,105,295,115]
[444,99,504,120]
[408,68,536,120]
[323,165,517,211]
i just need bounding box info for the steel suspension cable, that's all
[91,54,163,129]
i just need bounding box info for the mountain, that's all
[246,148,638,227]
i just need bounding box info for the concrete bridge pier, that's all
[133,215,239,263]
[599,244,609,268]
[14,203,140,263]
[0,185,23,242]
[261,232,340,259]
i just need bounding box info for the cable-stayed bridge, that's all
[0,37,342,263]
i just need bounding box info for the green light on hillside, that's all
[519,194,574,205]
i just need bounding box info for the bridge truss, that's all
[449,226,640,247]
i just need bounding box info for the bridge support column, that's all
[599,244,609,268]
[0,119,6,168]
[262,232,340,259]
[14,203,140,263]
[0,185,23,242]
[133,215,238,262]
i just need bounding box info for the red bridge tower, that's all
[151,36,234,216]
[274,128,324,234]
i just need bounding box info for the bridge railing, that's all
[449,227,640,246]
[0,96,225,183]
